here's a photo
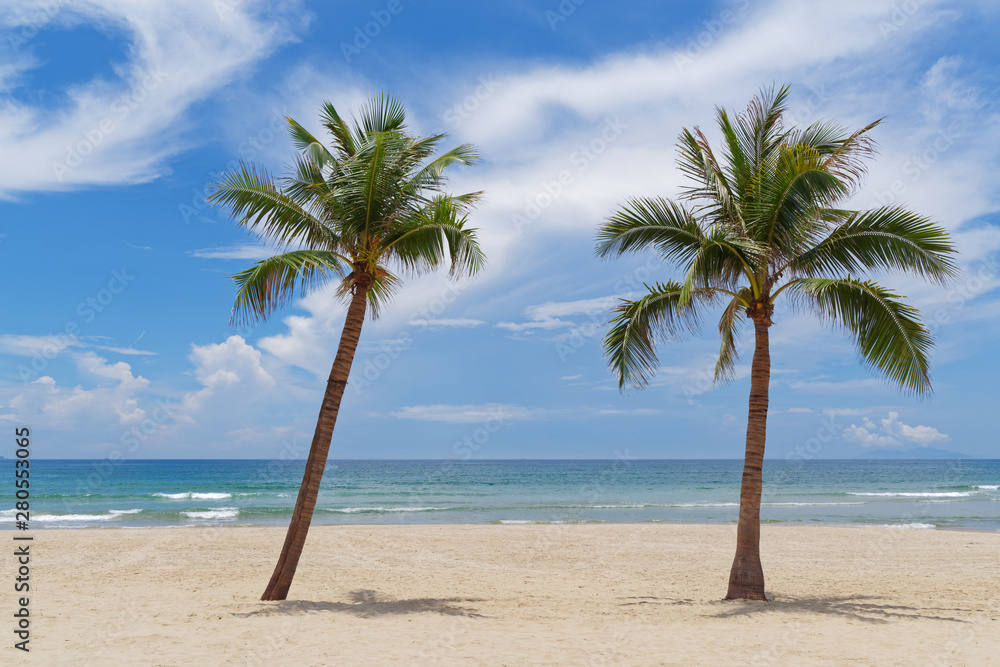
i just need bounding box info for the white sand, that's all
[12,524,1000,665]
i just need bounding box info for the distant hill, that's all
[855,447,975,460]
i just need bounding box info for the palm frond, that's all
[790,277,934,395]
[603,281,703,390]
[286,117,335,169]
[715,288,752,383]
[790,207,959,282]
[206,163,336,249]
[596,197,706,262]
[230,250,346,325]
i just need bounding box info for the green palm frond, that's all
[677,127,740,227]
[286,118,335,169]
[596,197,706,262]
[679,229,763,304]
[383,196,487,278]
[715,287,752,383]
[602,282,704,390]
[230,250,346,325]
[748,143,850,254]
[318,101,356,157]
[206,163,336,249]
[788,207,959,282]
[355,92,407,137]
[789,277,934,395]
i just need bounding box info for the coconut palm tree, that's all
[207,94,485,601]
[597,86,957,600]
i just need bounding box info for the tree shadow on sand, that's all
[232,589,488,619]
[707,594,973,624]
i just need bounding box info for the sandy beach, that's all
[11,524,1000,665]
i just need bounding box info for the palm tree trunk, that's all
[725,314,771,601]
[261,283,369,601]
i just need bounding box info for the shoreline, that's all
[6,518,998,532]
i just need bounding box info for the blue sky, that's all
[1,0,998,460]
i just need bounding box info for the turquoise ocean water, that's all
[2,459,998,530]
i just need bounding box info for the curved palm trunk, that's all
[725,315,771,601]
[261,283,369,601]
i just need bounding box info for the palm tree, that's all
[207,94,485,601]
[597,86,957,600]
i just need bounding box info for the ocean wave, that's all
[498,519,533,524]
[323,506,449,514]
[876,523,936,529]
[672,502,739,508]
[763,502,866,506]
[848,492,973,498]
[0,509,144,523]
[153,492,232,500]
[182,508,239,520]
[976,485,999,490]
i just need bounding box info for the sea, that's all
[2,459,998,531]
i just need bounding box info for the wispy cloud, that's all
[0,0,303,197]
[391,403,663,423]
[188,244,275,260]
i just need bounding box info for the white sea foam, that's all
[673,502,739,508]
[976,485,999,490]
[848,492,972,498]
[153,492,232,500]
[877,523,936,529]
[764,502,866,506]
[328,506,447,514]
[498,520,533,524]
[3,509,145,523]
[182,508,239,520]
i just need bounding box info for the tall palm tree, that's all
[597,86,957,600]
[207,94,485,601]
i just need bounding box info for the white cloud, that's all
[5,352,150,428]
[843,411,950,448]
[498,295,628,332]
[408,318,485,328]
[0,0,302,197]
[188,244,275,260]
[391,403,555,424]
[391,403,665,423]
[180,335,275,417]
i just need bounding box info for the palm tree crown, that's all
[599,85,957,394]
[208,93,485,324]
